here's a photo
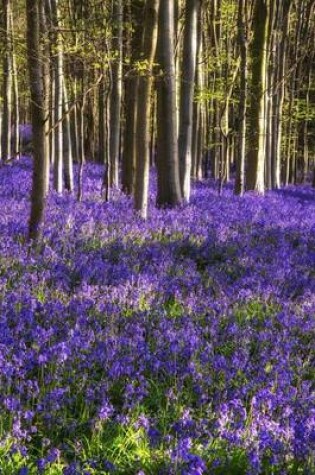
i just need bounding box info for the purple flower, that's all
[0,158,314,473]
[18,469,29,475]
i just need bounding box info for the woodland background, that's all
[0,1,314,474]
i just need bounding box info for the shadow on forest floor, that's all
[275,187,315,203]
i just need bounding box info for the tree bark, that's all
[10,8,20,159]
[191,19,202,180]
[234,0,248,195]
[273,0,291,188]
[1,0,13,162]
[51,0,64,194]
[27,0,46,240]
[246,0,269,193]
[63,78,74,192]
[178,0,201,202]
[121,0,144,195]
[156,0,182,207]
[109,0,123,187]
[134,0,160,219]
[40,0,50,194]
[98,74,107,165]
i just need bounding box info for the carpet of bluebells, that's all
[0,157,314,475]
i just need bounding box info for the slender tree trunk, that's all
[191,19,202,179]
[178,0,201,202]
[72,77,80,163]
[246,0,269,193]
[109,0,123,187]
[98,74,107,164]
[303,119,309,182]
[40,0,50,194]
[49,68,55,167]
[150,91,157,166]
[1,0,13,162]
[156,0,182,207]
[273,1,291,188]
[196,29,206,182]
[219,53,240,192]
[52,0,64,193]
[265,90,272,190]
[27,0,46,240]
[302,62,312,182]
[234,0,248,195]
[219,8,235,191]
[213,0,222,181]
[134,0,160,219]
[85,71,97,161]
[196,104,205,180]
[77,101,85,201]
[77,73,85,202]
[264,0,278,190]
[63,78,74,192]
[121,0,143,194]
[10,10,20,159]
[285,0,302,186]
[202,26,212,180]
[301,6,314,182]
[102,66,111,202]
[191,96,200,179]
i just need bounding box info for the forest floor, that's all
[0,157,314,474]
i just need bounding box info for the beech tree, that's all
[109,0,123,188]
[1,0,13,162]
[11,5,20,159]
[134,0,160,219]
[234,0,248,196]
[272,0,292,189]
[156,0,182,208]
[26,0,46,240]
[178,0,201,202]
[246,0,270,193]
[121,0,144,195]
[51,0,64,194]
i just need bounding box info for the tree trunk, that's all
[27,0,46,240]
[178,0,201,202]
[40,0,50,195]
[273,1,291,188]
[72,77,80,163]
[196,104,205,180]
[10,9,20,159]
[1,0,13,162]
[77,74,85,202]
[246,0,269,193]
[86,72,97,161]
[109,0,123,187]
[63,78,74,192]
[121,0,144,195]
[285,0,303,186]
[234,0,248,196]
[134,0,160,219]
[213,0,222,182]
[49,68,55,167]
[51,0,64,194]
[191,19,202,180]
[98,74,107,164]
[156,0,182,207]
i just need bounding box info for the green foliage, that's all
[233,299,279,328]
